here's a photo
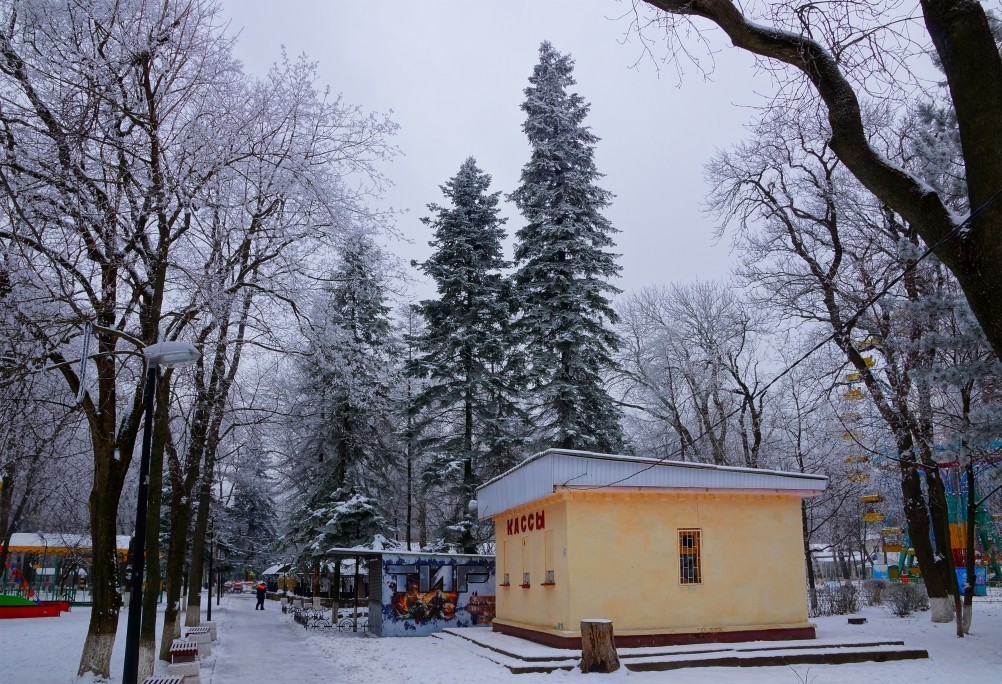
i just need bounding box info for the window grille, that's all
[678,529,702,584]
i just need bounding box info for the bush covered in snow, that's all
[809,583,860,617]
[861,579,890,606]
[885,583,930,617]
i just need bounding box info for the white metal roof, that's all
[6,532,132,553]
[476,449,827,521]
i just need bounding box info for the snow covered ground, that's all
[308,601,1002,684]
[2,594,1000,683]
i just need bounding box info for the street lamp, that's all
[123,340,199,684]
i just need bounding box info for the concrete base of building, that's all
[491,619,817,649]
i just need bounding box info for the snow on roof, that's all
[320,547,490,561]
[6,532,131,553]
[476,449,828,520]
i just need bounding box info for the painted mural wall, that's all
[368,552,496,637]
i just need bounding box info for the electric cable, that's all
[583,187,1002,490]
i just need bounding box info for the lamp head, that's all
[143,341,200,368]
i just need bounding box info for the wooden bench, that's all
[142,676,184,684]
[169,639,199,663]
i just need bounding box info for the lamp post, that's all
[37,531,48,600]
[123,341,199,684]
[206,524,214,623]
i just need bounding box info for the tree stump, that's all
[580,619,620,673]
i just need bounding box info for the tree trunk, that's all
[406,436,413,551]
[77,481,123,678]
[185,289,251,626]
[312,564,321,609]
[461,376,476,553]
[333,559,342,613]
[580,620,620,673]
[78,363,137,680]
[899,460,951,622]
[418,500,427,549]
[0,459,36,578]
[159,347,212,658]
[802,501,818,614]
[159,460,195,662]
[923,464,962,633]
[963,457,976,634]
[185,467,213,627]
[140,375,171,679]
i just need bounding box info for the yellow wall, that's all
[493,489,811,638]
[495,497,570,630]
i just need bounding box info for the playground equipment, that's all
[0,594,70,618]
[2,532,130,604]
[892,543,920,582]
[941,462,1002,593]
[882,462,1002,589]
[835,335,1002,589]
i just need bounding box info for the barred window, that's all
[678,529,702,584]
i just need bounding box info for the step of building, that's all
[625,644,928,672]
[436,628,928,674]
[432,632,576,674]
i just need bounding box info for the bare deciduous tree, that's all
[635,0,1002,366]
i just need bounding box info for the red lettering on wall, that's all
[504,510,546,536]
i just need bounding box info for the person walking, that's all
[255,581,267,610]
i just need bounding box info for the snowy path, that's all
[204,594,333,683]
[2,595,1002,682]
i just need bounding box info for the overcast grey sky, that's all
[219,0,772,301]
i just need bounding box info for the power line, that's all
[588,188,1002,490]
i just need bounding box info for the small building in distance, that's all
[2,532,131,602]
[476,449,827,648]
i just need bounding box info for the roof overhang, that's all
[476,449,828,521]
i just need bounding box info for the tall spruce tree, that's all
[410,157,523,552]
[283,234,396,564]
[511,42,625,453]
[218,458,279,573]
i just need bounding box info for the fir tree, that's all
[410,157,524,551]
[510,41,625,453]
[283,233,397,563]
[218,457,279,573]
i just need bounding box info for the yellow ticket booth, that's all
[476,449,827,648]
